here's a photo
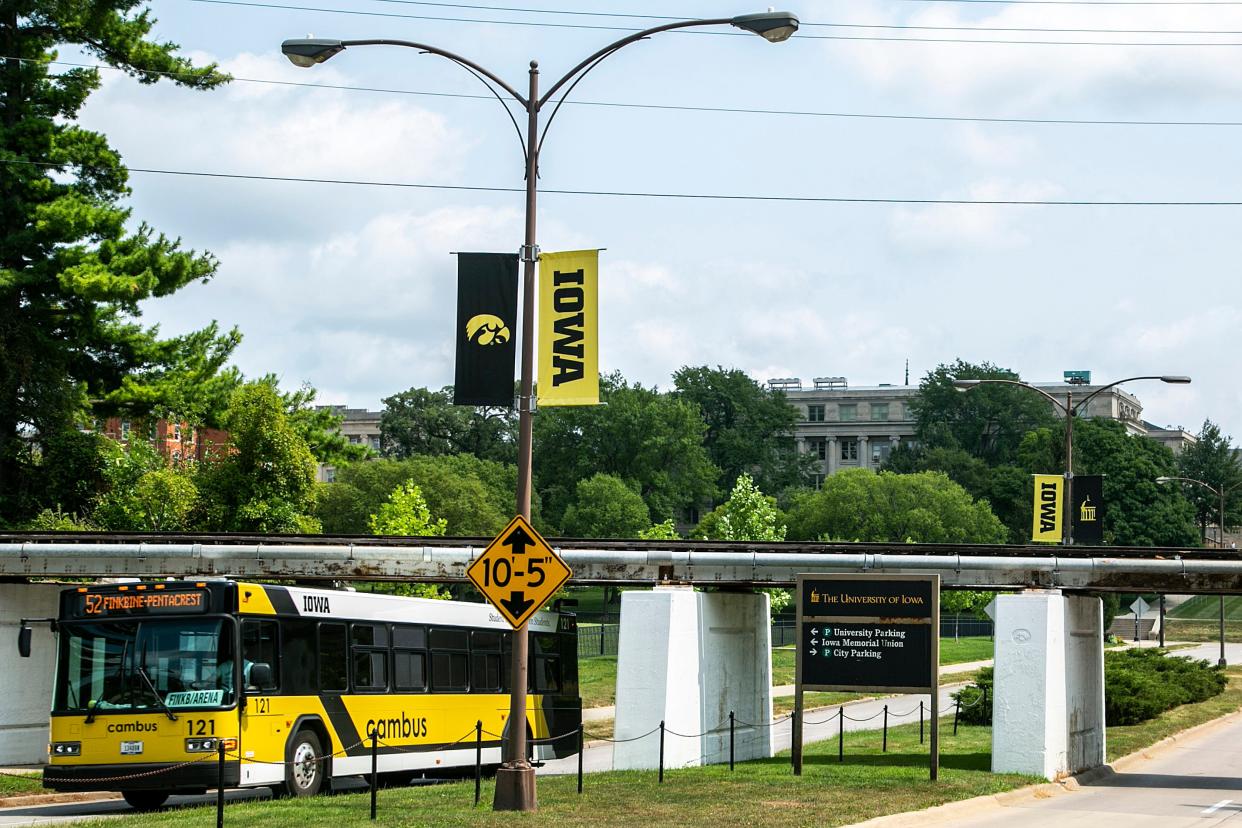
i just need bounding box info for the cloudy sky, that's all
[77,0,1242,437]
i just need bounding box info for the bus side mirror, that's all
[18,625,32,658]
[248,663,274,690]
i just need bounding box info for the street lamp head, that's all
[1159,375,1192,384]
[952,379,981,391]
[282,38,346,67]
[1156,476,1172,484]
[730,11,800,42]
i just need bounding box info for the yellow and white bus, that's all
[24,580,581,810]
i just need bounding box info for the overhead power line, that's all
[4,157,1241,206]
[22,57,1242,128]
[183,0,1242,45]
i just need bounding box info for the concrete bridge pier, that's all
[992,590,1105,780]
[0,583,61,765]
[613,586,772,770]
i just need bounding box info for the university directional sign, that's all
[467,515,571,629]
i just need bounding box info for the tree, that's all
[560,474,651,538]
[369,481,447,537]
[911,360,1058,465]
[786,468,1009,544]
[266,379,370,467]
[718,473,787,542]
[133,468,198,531]
[0,2,234,524]
[672,366,810,496]
[1071,418,1199,547]
[315,455,514,537]
[533,372,718,528]
[1178,420,1242,542]
[196,383,319,533]
[380,386,516,464]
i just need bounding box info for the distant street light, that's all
[1156,475,1242,666]
[953,375,1191,545]
[281,13,798,812]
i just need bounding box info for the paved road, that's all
[908,711,1242,827]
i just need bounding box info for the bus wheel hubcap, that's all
[293,743,317,788]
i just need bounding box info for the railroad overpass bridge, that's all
[4,533,1241,779]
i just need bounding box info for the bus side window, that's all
[318,623,348,693]
[351,623,388,692]
[241,620,280,691]
[470,631,503,692]
[393,625,426,693]
[429,628,468,692]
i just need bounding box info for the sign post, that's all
[1130,596,1150,642]
[467,515,572,797]
[794,574,940,780]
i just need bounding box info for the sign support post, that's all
[794,574,940,781]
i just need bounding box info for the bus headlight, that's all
[186,737,238,753]
[185,738,218,753]
[50,742,81,756]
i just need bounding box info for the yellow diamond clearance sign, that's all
[467,515,571,629]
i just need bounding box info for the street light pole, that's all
[955,375,1190,546]
[282,13,799,812]
[1156,475,1242,667]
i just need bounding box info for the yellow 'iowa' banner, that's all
[538,250,599,406]
[1032,474,1064,543]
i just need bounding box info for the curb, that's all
[0,791,119,809]
[844,704,1242,828]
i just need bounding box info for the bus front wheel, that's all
[282,730,326,797]
[122,791,169,811]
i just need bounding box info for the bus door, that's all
[238,619,282,786]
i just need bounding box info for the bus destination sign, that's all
[74,588,209,618]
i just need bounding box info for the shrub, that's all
[952,667,993,725]
[950,649,1226,728]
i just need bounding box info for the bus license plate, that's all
[120,741,143,755]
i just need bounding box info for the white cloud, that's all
[889,178,1062,250]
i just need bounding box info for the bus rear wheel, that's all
[281,730,326,798]
[122,791,169,811]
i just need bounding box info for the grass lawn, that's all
[61,670,1242,828]
[1168,595,1242,620]
[579,657,618,708]
[0,772,42,797]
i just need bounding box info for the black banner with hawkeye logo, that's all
[1072,474,1105,544]
[453,252,518,407]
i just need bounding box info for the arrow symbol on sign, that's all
[812,628,819,636]
[503,525,537,556]
[811,639,819,646]
[501,591,535,619]
[810,648,818,656]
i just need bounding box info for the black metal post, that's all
[882,705,888,752]
[600,624,605,656]
[475,720,483,806]
[216,742,225,828]
[577,723,584,795]
[729,711,735,771]
[658,720,665,784]
[919,700,925,745]
[370,729,378,820]
[837,707,844,762]
[953,701,960,736]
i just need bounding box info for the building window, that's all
[807,404,825,423]
[348,434,361,444]
[838,404,857,422]
[120,420,131,441]
[871,403,888,422]
[812,473,825,490]
[871,440,891,465]
[370,436,382,451]
[173,423,182,441]
[808,438,827,460]
[840,439,859,462]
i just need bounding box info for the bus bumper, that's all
[43,760,241,793]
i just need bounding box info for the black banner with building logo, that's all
[1072,474,1105,544]
[453,253,518,407]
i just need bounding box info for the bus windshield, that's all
[54,618,236,713]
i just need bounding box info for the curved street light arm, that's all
[341,39,527,105]
[433,53,528,163]
[1071,375,1169,415]
[1159,476,1222,497]
[962,378,1068,414]
[537,43,628,158]
[538,18,731,110]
